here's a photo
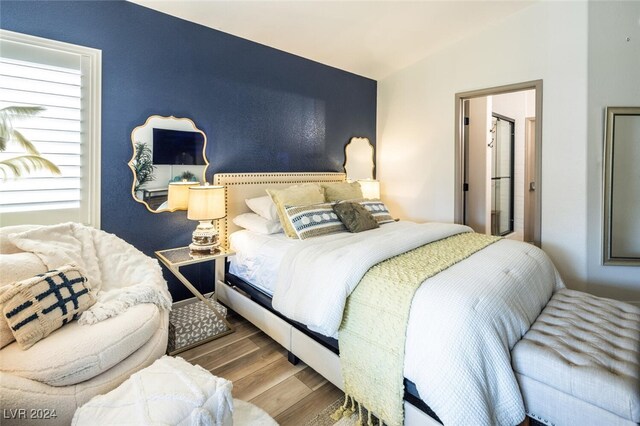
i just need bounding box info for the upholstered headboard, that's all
[213,172,346,248]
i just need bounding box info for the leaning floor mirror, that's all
[129,115,208,213]
[603,107,640,265]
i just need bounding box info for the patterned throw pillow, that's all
[0,285,13,348]
[285,202,347,240]
[0,264,95,350]
[333,202,379,233]
[0,252,49,348]
[359,200,395,224]
[267,184,326,238]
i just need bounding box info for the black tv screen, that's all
[152,128,205,165]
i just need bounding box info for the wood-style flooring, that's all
[180,310,342,425]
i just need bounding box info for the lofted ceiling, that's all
[129,0,535,80]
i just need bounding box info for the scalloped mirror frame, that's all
[344,137,375,181]
[128,115,209,213]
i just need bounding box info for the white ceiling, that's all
[130,0,535,80]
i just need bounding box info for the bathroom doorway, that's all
[455,80,542,245]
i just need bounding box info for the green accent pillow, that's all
[322,182,363,202]
[266,184,325,238]
[333,202,379,233]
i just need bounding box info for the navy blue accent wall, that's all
[1,1,376,301]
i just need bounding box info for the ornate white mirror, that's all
[344,137,374,181]
[129,115,208,213]
[603,107,640,265]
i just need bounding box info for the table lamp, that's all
[357,179,381,200]
[167,181,192,210]
[187,185,226,253]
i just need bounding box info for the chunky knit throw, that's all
[335,232,500,426]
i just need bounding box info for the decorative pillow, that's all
[359,200,395,224]
[0,252,49,349]
[333,202,379,233]
[285,202,347,240]
[0,285,13,348]
[1,264,95,350]
[233,213,283,235]
[267,184,325,238]
[322,182,363,202]
[245,195,279,222]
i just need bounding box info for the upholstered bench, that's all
[512,289,639,426]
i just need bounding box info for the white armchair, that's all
[0,223,171,426]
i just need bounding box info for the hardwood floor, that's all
[180,310,342,425]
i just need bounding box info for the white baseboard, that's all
[172,292,214,309]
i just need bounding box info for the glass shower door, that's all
[490,115,514,236]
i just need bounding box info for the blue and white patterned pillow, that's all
[285,202,347,240]
[359,200,395,224]
[1,264,95,350]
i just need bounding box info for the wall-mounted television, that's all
[152,128,205,165]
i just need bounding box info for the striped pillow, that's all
[285,202,347,240]
[359,200,395,224]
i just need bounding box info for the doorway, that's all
[455,80,542,245]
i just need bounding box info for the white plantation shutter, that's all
[0,30,101,227]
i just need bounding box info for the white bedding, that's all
[269,221,564,426]
[228,230,295,295]
[272,221,473,336]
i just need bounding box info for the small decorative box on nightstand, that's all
[167,299,231,355]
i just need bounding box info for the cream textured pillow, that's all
[1,264,95,350]
[267,184,325,238]
[322,182,363,202]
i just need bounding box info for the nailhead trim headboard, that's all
[213,172,346,248]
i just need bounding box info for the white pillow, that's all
[233,213,283,235]
[245,195,278,221]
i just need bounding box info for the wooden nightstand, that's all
[155,246,235,352]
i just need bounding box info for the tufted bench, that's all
[511,289,640,426]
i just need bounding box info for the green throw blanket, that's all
[333,232,500,426]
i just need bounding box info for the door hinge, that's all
[463,183,469,191]
[464,117,470,126]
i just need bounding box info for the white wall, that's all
[377,1,590,291]
[586,1,640,302]
[466,97,492,234]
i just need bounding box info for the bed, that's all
[212,172,563,426]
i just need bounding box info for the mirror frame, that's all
[603,106,640,265]
[128,115,209,213]
[343,137,375,181]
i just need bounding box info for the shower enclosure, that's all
[490,114,514,236]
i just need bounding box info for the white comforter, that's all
[272,221,564,426]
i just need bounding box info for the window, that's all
[0,30,101,227]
